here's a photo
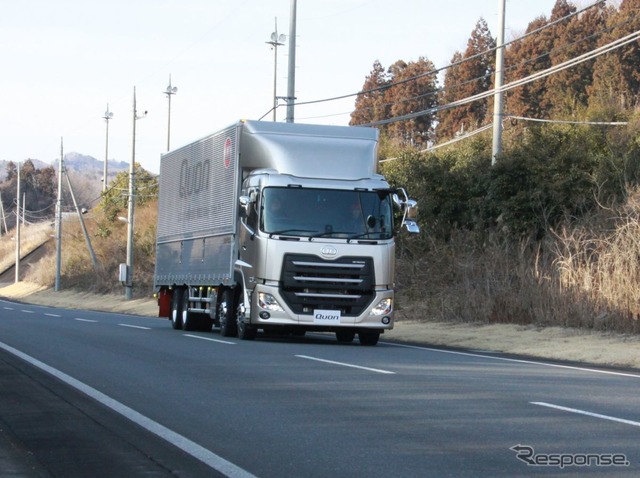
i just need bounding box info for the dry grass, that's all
[0,221,53,273]
[20,200,158,299]
[396,188,640,334]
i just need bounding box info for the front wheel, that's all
[236,301,257,341]
[219,289,238,337]
[358,331,380,346]
[336,330,355,343]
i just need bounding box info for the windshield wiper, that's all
[307,230,354,240]
[268,228,315,238]
[347,232,390,242]
[306,230,390,241]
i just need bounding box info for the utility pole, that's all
[55,139,63,291]
[491,0,506,166]
[103,104,113,192]
[14,161,20,284]
[125,86,147,300]
[286,0,297,123]
[164,75,177,152]
[267,18,286,122]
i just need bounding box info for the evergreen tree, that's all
[543,0,600,117]
[437,18,495,141]
[504,15,554,119]
[437,51,468,139]
[384,57,439,147]
[4,161,17,182]
[0,160,58,225]
[350,60,389,126]
[589,0,640,110]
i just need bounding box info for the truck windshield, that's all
[261,187,393,239]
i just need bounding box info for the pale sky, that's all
[0,0,560,174]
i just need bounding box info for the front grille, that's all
[281,254,374,316]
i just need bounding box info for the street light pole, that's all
[14,161,20,284]
[102,104,113,192]
[266,18,286,122]
[55,139,63,291]
[164,75,177,152]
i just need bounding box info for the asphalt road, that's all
[1,298,639,477]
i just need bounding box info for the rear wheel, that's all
[336,330,355,343]
[181,289,197,331]
[358,331,380,346]
[170,288,183,330]
[219,289,238,337]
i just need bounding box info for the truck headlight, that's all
[258,292,284,312]
[369,298,392,316]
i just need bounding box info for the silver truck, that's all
[154,120,418,345]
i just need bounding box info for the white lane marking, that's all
[118,324,151,330]
[384,341,640,379]
[184,334,235,345]
[75,318,98,323]
[532,402,640,428]
[0,340,257,478]
[3,307,14,310]
[45,313,61,318]
[296,355,395,375]
[20,310,34,314]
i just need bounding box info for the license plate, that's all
[313,309,341,324]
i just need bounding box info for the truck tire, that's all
[358,331,380,346]
[336,330,355,343]
[181,289,197,331]
[182,304,198,331]
[219,289,238,337]
[236,300,257,341]
[170,288,183,330]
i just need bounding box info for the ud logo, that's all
[321,246,337,257]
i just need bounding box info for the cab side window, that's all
[246,189,259,230]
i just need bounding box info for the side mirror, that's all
[393,188,420,234]
[405,200,418,221]
[239,195,251,215]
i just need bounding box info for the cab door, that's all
[238,183,262,294]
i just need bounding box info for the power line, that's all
[361,28,640,127]
[292,0,606,111]
[380,123,494,163]
[311,0,617,125]
[505,115,628,126]
[380,108,631,164]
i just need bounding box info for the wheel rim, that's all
[171,292,181,328]
[236,304,244,333]
[219,300,228,329]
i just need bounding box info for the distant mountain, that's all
[0,154,129,181]
[61,152,129,175]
